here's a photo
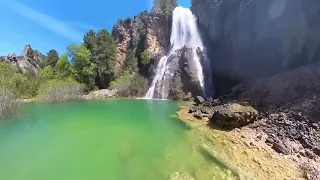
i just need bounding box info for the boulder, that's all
[194,96,205,104]
[210,103,258,129]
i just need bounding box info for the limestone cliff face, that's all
[0,45,45,73]
[112,2,176,71]
[112,9,170,68]
[144,4,172,59]
[112,18,132,68]
[192,0,320,96]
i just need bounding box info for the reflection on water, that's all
[0,100,235,180]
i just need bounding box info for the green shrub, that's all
[0,89,20,120]
[140,51,151,65]
[110,72,147,97]
[0,62,39,98]
[37,78,84,102]
[16,71,40,98]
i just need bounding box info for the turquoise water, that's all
[0,99,233,180]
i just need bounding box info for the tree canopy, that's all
[46,49,59,68]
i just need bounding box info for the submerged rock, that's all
[168,172,195,180]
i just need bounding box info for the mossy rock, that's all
[211,103,259,129]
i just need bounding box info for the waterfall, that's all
[145,6,213,99]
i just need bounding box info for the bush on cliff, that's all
[37,78,83,102]
[0,89,20,120]
[140,51,151,65]
[110,72,147,97]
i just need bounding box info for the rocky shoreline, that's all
[177,106,305,180]
[186,97,320,179]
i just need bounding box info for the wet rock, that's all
[210,103,258,129]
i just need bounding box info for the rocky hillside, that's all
[192,0,320,96]
[0,44,45,73]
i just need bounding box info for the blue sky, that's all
[0,0,191,56]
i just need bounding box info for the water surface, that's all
[0,99,232,180]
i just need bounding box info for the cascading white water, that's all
[145,6,213,99]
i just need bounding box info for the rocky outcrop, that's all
[112,19,132,68]
[192,0,320,96]
[0,44,45,73]
[228,65,320,123]
[152,47,204,99]
[144,4,172,58]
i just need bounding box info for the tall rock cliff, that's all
[192,0,320,96]
[112,2,176,78]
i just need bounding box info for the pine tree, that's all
[46,49,59,68]
[93,29,117,88]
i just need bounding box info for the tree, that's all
[93,29,117,88]
[46,49,59,68]
[153,0,177,20]
[39,65,54,81]
[0,63,18,91]
[123,49,138,73]
[56,54,72,79]
[83,30,96,53]
[67,44,96,90]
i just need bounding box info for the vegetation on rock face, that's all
[140,51,151,65]
[123,49,138,73]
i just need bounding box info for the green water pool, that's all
[0,99,234,180]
